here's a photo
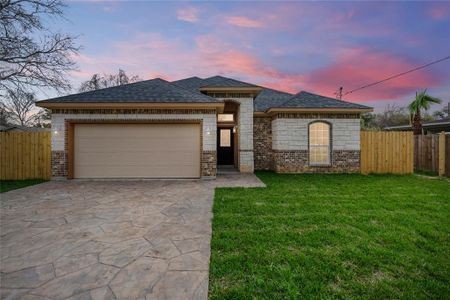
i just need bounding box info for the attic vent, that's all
[206,92,252,98]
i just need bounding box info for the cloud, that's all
[224,16,263,28]
[177,7,199,22]
[302,48,444,101]
[195,35,278,77]
[429,3,450,20]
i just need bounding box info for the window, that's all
[218,114,234,122]
[220,129,231,147]
[309,122,330,165]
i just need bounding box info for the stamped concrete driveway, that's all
[1,175,264,300]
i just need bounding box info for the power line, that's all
[342,55,450,97]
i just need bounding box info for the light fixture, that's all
[205,126,212,135]
[52,124,62,135]
[232,126,236,133]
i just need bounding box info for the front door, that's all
[217,128,234,165]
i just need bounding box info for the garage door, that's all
[74,123,200,178]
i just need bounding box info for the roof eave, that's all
[265,107,373,114]
[36,102,225,111]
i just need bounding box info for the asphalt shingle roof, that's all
[173,76,294,112]
[38,75,372,111]
[253,88,294,112]
[201,75,259,88]
[38,78,220,104]
[279,91,372,110]
[171,76,205,90]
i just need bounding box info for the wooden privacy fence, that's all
[360,131,414,174]
[0,132,51,180]
[415,132,449,176]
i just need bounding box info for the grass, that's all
[0,179,47,193]
[209,172,450,299]
[415,170,439,177]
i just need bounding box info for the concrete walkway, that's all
[0,174,264,300]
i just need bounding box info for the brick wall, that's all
[272,117,360,151]
[201,151,217,177]
[51,150,67,177]
[271,114,361,173]
[253,117,273,170]
[273,150,360,173]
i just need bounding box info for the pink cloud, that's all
[177,7,199,22]
[225,16,263,28]
[195,35,280,77]
[302,48,443,102]
[429,4,450,20]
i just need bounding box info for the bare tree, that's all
[0,104,12,126]
[361,104,411,130]
[79,69,141,92]
[0,0,80,96]
[1,89,40,126]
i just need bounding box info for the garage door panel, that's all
[75,165,199,178]
[75,151,199,162]
[74,123,200,178]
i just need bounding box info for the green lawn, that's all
[209,173,450,299]
[0,179,47,193]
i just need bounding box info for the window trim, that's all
[308,120,332,166]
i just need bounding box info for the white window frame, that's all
[309,121,331,166]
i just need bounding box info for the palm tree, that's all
[408,90,442,135]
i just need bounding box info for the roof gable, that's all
[171,76,205,90]
[279,91,372,110]
[254,88,293,112]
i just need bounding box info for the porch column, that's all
[238,98,254,172]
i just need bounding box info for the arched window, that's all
[309,121,331,165]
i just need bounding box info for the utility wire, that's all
[343,55,450,96]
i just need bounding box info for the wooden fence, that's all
[0,132,51,180]
[360,131,414,174]
[415,133,450,176]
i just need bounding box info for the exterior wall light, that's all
[205,126,212,135]
[53,124,62,135]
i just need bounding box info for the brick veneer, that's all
[273,150,360,173]
[51,150,67,177]
[253,117,273,170]
[201,151,217,177]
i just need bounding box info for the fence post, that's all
[439,131,446,177]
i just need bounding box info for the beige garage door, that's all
[74,123,200,178]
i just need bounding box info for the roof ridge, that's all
[202,75,258,88]
[261,86,294,96]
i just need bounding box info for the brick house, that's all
[36,76,372,179]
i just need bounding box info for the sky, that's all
[44,0,450,112]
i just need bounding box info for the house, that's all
[36,75,372,179]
